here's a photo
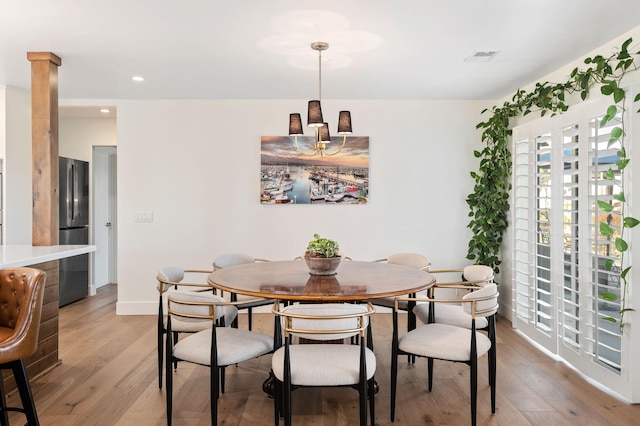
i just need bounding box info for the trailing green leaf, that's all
[598,200,614,212]
[600,292,618,302]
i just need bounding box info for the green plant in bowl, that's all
[305,234,340,258]
[304,234,341,275]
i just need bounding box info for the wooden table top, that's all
[207,260,434,302]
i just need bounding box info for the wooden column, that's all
[27,52,62,246]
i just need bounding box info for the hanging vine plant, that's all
[467,37,640,330]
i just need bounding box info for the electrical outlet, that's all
[134,211,154,222]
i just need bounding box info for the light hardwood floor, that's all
[8,284,640,425]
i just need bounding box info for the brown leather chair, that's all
[0,267,46,426]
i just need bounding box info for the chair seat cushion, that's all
[173,327,273,367]
[399,323,491,361]
[272,344,376,386]
[413,302,488,329]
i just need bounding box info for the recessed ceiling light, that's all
[464,51,499,62]
[132,75,145,82]
[100,108,110,113]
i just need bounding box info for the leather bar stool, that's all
[0,267,46,426]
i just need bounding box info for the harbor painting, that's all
[260,136,369,205]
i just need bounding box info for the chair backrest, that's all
[462,283,499,317]
[275,303,374,341]
[385,253,431,271]
[0,267,47,362]
[167,288,228,323]
[157,266,185,293]
[462,265,494,285]
[212,253,257,269]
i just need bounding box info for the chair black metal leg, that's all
[470,356,478,426]
[284,378,292,426]
[11,360,39,426]
[390,312,399,422]
[248,308,253,331]
[165,336,173,425]
[359,379,366,426]
[212,364,219,426]
[220,366,226,394]
[158,300,165,389]
[0,374,9,426]
[408,297,416,364]
[172,331,178,371]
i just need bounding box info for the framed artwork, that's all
[260,136,369,204]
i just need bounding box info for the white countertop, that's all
[0,245,96,268]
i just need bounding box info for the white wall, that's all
[115,99,489,314]
[59,117,117,161]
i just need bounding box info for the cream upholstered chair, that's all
[0,268,46,426]
[212,253,274,330]
[156,266,237,389]
[165,289,273,426]
[271,302,376,426]
[412,265,497,390]
[413,265,495,329]
[391,283,499,426]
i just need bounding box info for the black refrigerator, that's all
[59,156,90,307]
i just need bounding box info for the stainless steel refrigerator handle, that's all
[71,163,75,221]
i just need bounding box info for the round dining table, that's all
[207,259,435,397]
[206,259,435,302]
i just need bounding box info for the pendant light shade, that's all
[337,111,353,134]
[307,100,324,127]
[289,113,303,135]
[318,123,331,143]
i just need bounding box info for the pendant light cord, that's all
[318,48,322,103]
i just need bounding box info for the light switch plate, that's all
[134,211,154,222]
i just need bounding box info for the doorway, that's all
[92,146,117,292]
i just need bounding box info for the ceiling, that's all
[2,0,640,104]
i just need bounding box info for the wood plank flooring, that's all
[7,284,640,425]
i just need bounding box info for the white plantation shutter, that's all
[561,124,581,353]
[513,132,533,324]
[535,132,553,335]
[511,98,628,395]
[587,112,622,372]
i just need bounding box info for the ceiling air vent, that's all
[464,50,499,62]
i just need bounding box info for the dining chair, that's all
[0,267,46,426]
[390,283,499,426]
[156,266,237,389]
[412,265,496,387]
[165,288,273,426]
[271,302,376,426]
[413,265,495,329]
[212,253,274,330]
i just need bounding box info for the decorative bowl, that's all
[304,255,342,276]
